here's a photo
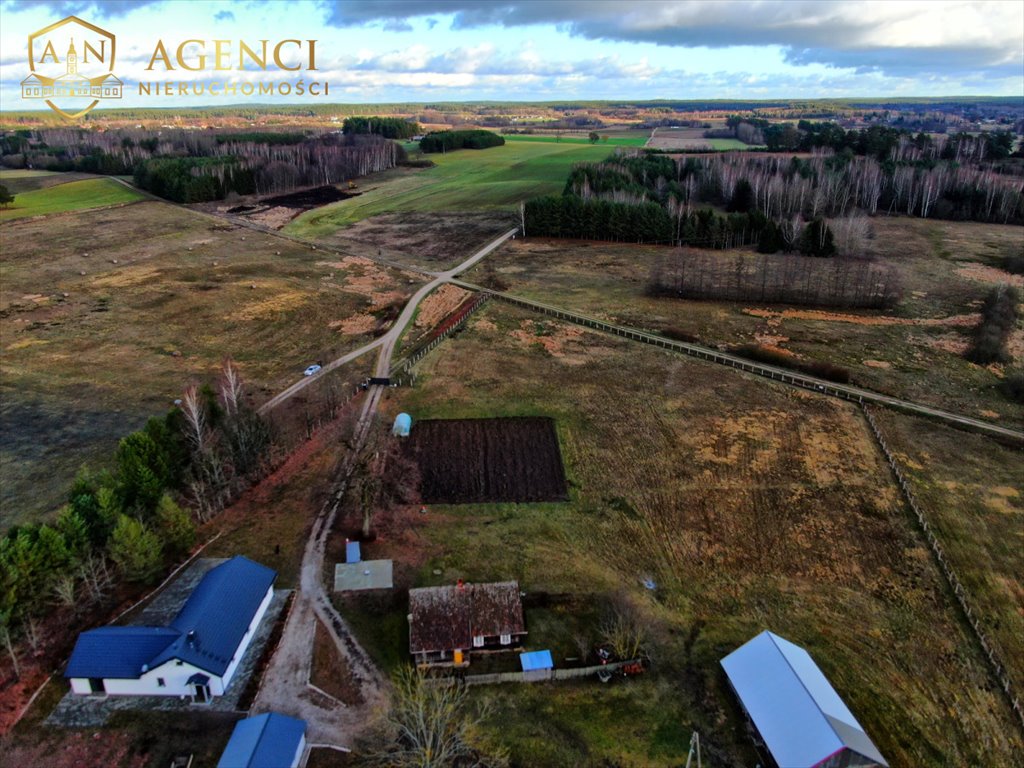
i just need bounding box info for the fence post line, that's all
[860,403,1024,734]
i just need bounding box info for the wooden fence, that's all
[450,281,1024,443]
[862,405,1023,732]
[390,294,491,382]
[427,658,642,687]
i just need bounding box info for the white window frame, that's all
[499,633,511,646]
[472,635,484,648]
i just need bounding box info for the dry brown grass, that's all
[0,199,413,524]
[389,301,1023,766]
[462,223,1024,428]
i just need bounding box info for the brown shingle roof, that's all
[409,581,525,654]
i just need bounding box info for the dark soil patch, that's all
[261,186,358,208]
[333,211,517,266]
[403,417,568,504]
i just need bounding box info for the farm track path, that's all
[251,230,517,748]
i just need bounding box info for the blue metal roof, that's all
[65,627,179,679]
[520,650,553,671]
[721,631,888,768]
[218,713,306,768]
[65,556,276,680]
[155,555,277,676]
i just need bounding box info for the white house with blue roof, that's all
[721,630,888,768]
[65,556,276,702]
[218,712,306,768]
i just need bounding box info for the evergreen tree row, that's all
[343,116,421,139]
[419,130,505,153]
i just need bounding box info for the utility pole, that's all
[519,200,526,238]
[685,731,702,768]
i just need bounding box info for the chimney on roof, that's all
[186,630,197,648]
[456,579,465,591]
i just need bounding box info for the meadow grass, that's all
[0,177,143,220]
[461,225,1024,428]
[0,198,407,524]
[872,410,1024,693]
[285,141,617,238]
[500,133,649,147]
[335,302,1023,766]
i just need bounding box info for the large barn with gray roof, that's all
[721,630,888,768]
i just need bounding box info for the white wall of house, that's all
[289,734,307,768]
[69,585,274,698]
[70,658,215,697]
[216,584,274,694]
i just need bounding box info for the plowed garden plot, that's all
[404,417,567,503]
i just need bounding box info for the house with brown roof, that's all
[408,580,526,666]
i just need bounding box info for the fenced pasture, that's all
[285,140,616,237]
[462,228,1024,428]
[0,177,143,220]
[404,417,568,503]
[380,300,1023,767]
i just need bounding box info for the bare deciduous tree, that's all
[369,666,507,768]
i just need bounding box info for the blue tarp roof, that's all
[66,556,276,680]
[520,650,553,671]
[393,413,412,436]
[65,627,179,679]
[346,540,361,564]
[721,631,888,768]
[218,713,306,768]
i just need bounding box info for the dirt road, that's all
[258,228,518,413]
[250,231,517,748]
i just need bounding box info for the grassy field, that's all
[285,141,618,238]
[332,301,1022,767]
[462,218,1024,428]
[0,177,144,220]
[871,411,1024,693]
[1,193,412,526]
[501,133,650,147]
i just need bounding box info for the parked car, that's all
[303,364,322,376]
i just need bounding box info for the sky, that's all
[1,0,1022,110]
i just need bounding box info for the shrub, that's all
[967,285,1020,364]
[733,344,852,384]
[661,326,700,343]
[1000,371,1024,403]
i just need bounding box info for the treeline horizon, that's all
[0,127,402,202]
[2,94,1021,120]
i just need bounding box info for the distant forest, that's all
[0,128,402,202]
[525,128,1024,252]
